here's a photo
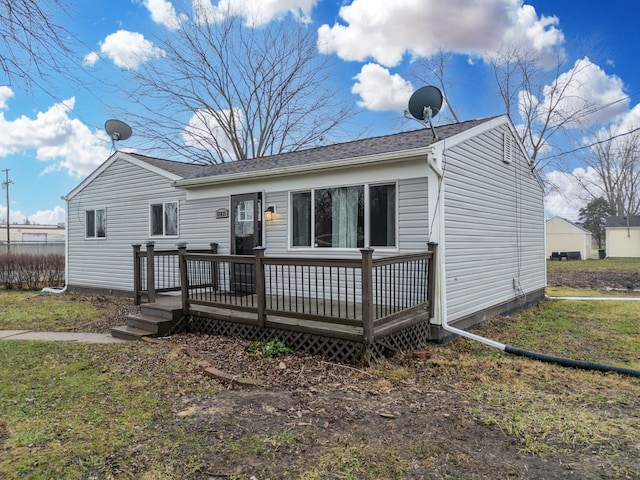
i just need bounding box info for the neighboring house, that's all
[0,224,65,243]
[0,224,65,255]
[545,216,593,260]
[605,216,640,258]
[64,115,545,351]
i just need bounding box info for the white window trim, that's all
[288,182,398,251]
[85,208,107,240]
[149,201,180,238]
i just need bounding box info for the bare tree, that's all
[125,13,353,165]
[409,47,460,123]
[573,127,640,216]
[489,46,596,169]
[0,0,72,89]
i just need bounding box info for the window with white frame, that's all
[86,209,106,239]
[150,201,178,237]
[291,183,396,248]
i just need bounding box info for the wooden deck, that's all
[131,243,436,364]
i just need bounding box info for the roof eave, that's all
[173,145,436,189]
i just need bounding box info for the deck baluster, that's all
[360,247,374,346]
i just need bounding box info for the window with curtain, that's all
[85,209,106,238]
[291,183,395,248]
[150,201,179,237]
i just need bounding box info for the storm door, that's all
[230,193,262,293]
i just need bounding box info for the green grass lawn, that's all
[0,341,215,479]
[0,265,639,479]
[0,290,123,331]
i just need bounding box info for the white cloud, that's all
[539,57,628,128]
[193,0,317,26]
[0,95,111,177]
[83,51,100,67]
[28,206,66,225]
[544,166,602,221]
[352,63,413,112]
[99,30,165,70]
[0,86,14,109]
[144,0,187,30]
[317,0,564,67]
[0,205,65,226]
[183,108,244,161]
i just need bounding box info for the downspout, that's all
[41,197,68,295]
[427,151,640,377]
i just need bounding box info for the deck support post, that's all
[178,243,189,314]
[360,247,375,351]
[145,241,156,303]
[210,243,218,291]
[132,244,141,305]
[427,242,438,319]
[254,247,267,328]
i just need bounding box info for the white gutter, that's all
[428,149,507,350]
[41,196,69,295]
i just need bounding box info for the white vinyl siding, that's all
[443,124,545,323]
[67,159,186,293]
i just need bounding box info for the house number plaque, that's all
[216,208,229,219]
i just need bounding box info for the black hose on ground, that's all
[504,345,640,378]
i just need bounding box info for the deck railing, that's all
[133,242,218,304]
[177,244,436,345]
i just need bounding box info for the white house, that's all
[605,216,640,258]
[64,115,546,343]
[545,216,593,260]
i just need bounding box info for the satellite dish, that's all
[407,86,443,139]
[408,86,443,121]
[105,119,132,151]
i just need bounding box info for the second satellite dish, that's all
[408,86,443,121]
[105,119,132,152]
[105,119,132,141]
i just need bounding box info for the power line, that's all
[543,125,640,160]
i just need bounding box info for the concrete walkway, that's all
[0,330,127,344]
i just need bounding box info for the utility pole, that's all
[2,169,12,255]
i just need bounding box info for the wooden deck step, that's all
[140,303,183,321]
[125,313,177,335]
[110,325,155,341]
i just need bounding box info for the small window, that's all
[150,201,179,237]
[86,209,106,238]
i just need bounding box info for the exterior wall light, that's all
[264,205,276,221]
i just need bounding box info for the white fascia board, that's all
[64,151,183,201]
[173,146,436,189]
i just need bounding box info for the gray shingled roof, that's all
[129,116,501,180]
[605,215,640,228]
[126,153,210,178]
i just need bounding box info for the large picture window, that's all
[291,183,396,249]
[150,201,178,237]
[86,209,106,238]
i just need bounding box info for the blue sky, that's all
[1,0,638,225]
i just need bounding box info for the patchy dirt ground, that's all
[157,335,614,479]
[76,273,639,479]
[546,265,640,293]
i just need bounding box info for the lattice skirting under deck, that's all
[183,315,433,365]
